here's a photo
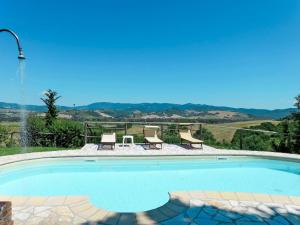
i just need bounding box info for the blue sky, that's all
[0,0,300,109]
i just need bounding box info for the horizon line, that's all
[0,100,295,111]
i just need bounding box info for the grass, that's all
[0,122,20,132]
[203,120,280,142]
[127,125,145,135]
[0,146,75,156]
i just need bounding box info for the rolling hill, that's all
[0,101,296,120]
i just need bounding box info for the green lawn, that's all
[0,147,76,156]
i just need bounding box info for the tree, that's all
[292,114,300,153]
[293,94,300,152]
[231,129,273,151]
[194,128,216,145]
[0,125,8,147]
[294,94,300,111]
[41,89,61,126]
[249,122,278,132]
[276,119,291,153]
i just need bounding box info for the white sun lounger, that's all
[143,126,163,149]
[179,130,203,149]
[101,133,116,150]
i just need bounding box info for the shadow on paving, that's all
[174,143,200,150]
[80,196,300,225]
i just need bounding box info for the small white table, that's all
[122,135,134,147]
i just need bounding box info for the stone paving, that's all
[1,145,300,224]
[2,191,300,225]
[82,143,217,153]
[164,191,300,225]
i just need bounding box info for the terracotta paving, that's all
[2,191,299,225]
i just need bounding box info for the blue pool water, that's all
[0,156,300,212]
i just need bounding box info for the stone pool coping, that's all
[4,191,300,225]
[1,144,300,167]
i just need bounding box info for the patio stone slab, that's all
[44,196,66,206]
[290,196,300,205]
[6,191,300,225]
[236,192,255,201]
[253,194,273,203]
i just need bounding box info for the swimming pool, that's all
[0,156,300,212]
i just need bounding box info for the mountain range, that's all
[0,101,296,119]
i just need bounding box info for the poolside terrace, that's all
[1,136,300,224]
[0,144,300,224]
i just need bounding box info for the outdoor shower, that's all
[1,28,27,149]
[0,28,25,59]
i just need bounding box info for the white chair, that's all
[122,135,134,147]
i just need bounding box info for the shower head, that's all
[0,28,26,60]
[18,49,25,60]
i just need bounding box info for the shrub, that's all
[0,125,9,147]
[133,134,144,143]
[26,116,84,148]
[26,116,48,146]
[194,128,216,145]
[49,119,84,148]
[163,133,181,144]
[231,129,276,151]
[163,125,180,144]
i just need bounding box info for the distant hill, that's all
[0,102,68,112]
[76,102,296,119]
[0,101,296,119]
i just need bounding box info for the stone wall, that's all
[0,202,13,225]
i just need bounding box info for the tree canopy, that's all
[41,89,61,126]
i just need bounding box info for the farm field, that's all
[203,120,280,142]
[0,122,20,132]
